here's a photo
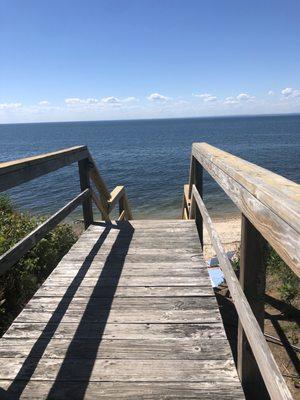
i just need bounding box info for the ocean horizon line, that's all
[1,111,300,127]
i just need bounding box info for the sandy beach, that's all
[203,214,241,259]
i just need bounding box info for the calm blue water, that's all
[0,115,299,220]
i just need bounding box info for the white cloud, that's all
[236,93,254,101]
[268,90,274,96]
[194,93,217,102]
[224,96,238,105]
[123,96,137,103]
[224,93,254,105]
[101,96,121,104]
[147,93,169,102]
[0,102,22,110]
[281,87,300,98]
[65,97,99,105]
[38,100,50,106]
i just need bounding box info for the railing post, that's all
[189,156,203,246]
[78,158,93,229]
[237,214,269,399]
[119,195,125,217]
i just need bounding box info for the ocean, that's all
[1,114,299,220]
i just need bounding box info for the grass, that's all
[0,196,78,335]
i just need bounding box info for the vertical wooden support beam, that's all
[237,214,269,399]
[119,195,125,217]
[189,157,203,247]
[78,158,93,229]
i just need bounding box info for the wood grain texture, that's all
[0,220,243,399]
[0,146,88,192]
[3,323,227,340]
[237,214,268,399]
[0,381,245,399]
[192,186,292,400]
[193,142,300,231]
[192,143,300,276]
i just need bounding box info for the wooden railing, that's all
[182,143,299,400]
[0,146,132,276]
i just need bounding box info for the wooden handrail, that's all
[0,145,133,274]
[183,142,299,399]
[186,142,300,276]
[0,189,90,276]
[108,186,125,212]
[0,146,89,192]
[191,185,293,400]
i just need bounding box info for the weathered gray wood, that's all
[61,252,203,264]
[0,220,243,399]
[0,358,239,381]
[122,194,132,220]
[87,152,111,200]
[108,185,125,212]
[193,143,300,231]
[237,214,268,399]
[192,142,300,277]
[44,275,210,287]
[0,146,88,192]
[192,186,293,400]
[16,297,221,324]
[3,323,227,340]
[0,338,232,360]
[78,158,93,228]
[33,285,214,298]
[0,381,245,399]
[0,189,90,276]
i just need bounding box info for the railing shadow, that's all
[4,221,134,399]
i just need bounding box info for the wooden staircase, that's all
[0,143,298,399]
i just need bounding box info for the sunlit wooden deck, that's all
[1,143,297,399]
[0,220,244,399]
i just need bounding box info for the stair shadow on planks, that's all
[3,221,134,400]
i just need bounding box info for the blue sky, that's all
[1,0,300,123]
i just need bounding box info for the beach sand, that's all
[203,214,241,259]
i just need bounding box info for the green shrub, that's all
[232,245,299,304]
[266,247,299,304]
[0,196,77,335]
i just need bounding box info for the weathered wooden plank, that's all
[3,323,227,340]
[0,381,245,400]
[43,275,210,287]
[0,146,88,192]
[22,296,219,312]
[49,261,207,275]
[15,305,221,324]
[123,193,133,220]
[0,338,232,360]
[237,214,268,399]
[49,266,206,278]
[72,236,200,248]
[91,189,110,221]
[0,219,243,399]
[117,210,126,221]
[33,285,214,298]
[192,186,293,400]
[0,189,90,276]
[87,152,111,200]
[108,186,125,212]
[0,358,239,381]
[61,252,204,264]
[193,143,300,276]
[193,143,300,227]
